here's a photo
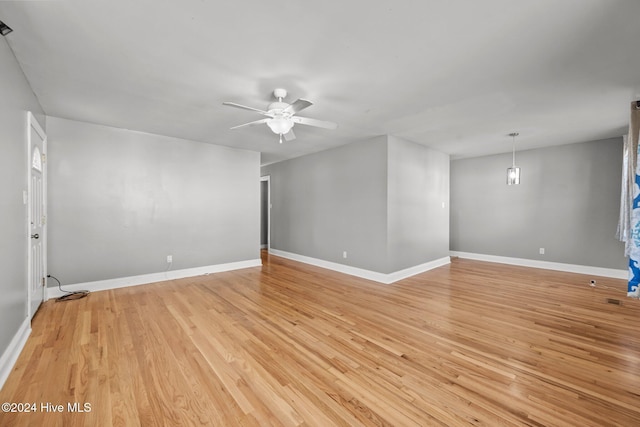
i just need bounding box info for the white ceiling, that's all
[1,0,639,165]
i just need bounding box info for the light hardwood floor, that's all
[1,253,639,426]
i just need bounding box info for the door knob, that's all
[31,233,39,239]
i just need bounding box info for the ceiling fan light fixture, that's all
[267,117,293,135]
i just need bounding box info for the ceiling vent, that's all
[0,20,13,37]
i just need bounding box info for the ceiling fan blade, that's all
[292,116,338,130]
[283,129,296,141]
[229,118,269,130]
[283,99,313,115]
[223,102,272,116]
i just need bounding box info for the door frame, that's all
[26,111,47,319]
[260,175,271,250]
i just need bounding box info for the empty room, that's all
[1,1,639,426]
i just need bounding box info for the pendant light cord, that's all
[510,132,519,167]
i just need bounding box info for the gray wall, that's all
[47,117,260,285]
[450,138,626,269]
[0,38,45,358]
[262,136,390,272]
[262,135,450,274]
[387,136,450,271]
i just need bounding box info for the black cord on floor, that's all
[47,275,90,301]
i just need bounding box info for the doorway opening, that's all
[260,175,270,251]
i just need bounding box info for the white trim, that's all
[0,317,31,391]
[450,251,627,279]
[385,257,452,283]
[269,249,450,284]
[47,258,262,299]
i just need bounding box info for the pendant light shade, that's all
[507,132,520,185]
[507,166,520,185]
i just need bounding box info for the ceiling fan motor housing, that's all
[273,88,287,100]
[268,101,289,114]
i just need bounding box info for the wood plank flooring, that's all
[1,253,639,426]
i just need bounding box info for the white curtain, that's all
[617,101,640,297]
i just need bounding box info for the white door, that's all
[28,112,47,319]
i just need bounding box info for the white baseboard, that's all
[268,249,450,284]
[47,258,262,299]
[385,257,452,283]
[0,317,31,391]
[450,251,627,279]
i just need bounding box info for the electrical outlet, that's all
[539,248,545,255]
[167,255,172,263]
[343,251,347,259]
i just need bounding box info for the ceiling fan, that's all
[223,88,338,143]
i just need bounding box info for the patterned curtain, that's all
[618,101,640,297]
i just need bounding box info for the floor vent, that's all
[606,298,622,305]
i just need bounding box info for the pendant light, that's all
[507,132,520,185]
